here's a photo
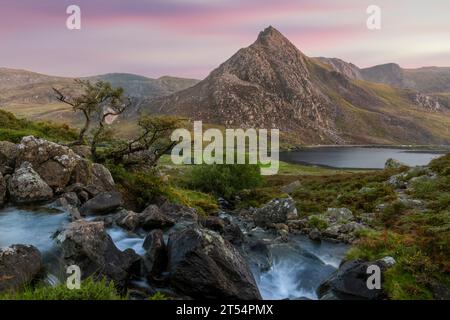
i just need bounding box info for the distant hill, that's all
[317,59,450,95]
[0,68,199,126]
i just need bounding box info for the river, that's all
[0,204,348,300]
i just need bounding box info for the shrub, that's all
[308,215,328,231]
[185,164,263,199]
[107,163,167,211]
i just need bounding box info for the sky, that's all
[1,0,449,79]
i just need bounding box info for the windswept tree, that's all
[53,80,183,165]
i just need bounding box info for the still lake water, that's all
[280,147,448,169]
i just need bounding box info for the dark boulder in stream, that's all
[143,229,167,282]
[0,244,42,293]
[55,220,141,288]
[167,227,262,300]
[317,258,395,300]
[80,191,123,216]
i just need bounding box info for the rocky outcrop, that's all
[167,227,261,299]
[16,136,81,192]
[8,161,53,204]
[253,197,298,228]
[55,220,141,288]
[385,158,408,169]
[317,257,396,300]
[0,245,42,293]
[80,191,123,216]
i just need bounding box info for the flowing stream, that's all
[0,205,348,300]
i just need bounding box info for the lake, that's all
[280,147,448,169]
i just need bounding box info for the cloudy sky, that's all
[1,0,449,79]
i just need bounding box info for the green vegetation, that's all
[184,164,263,199]
[148,292,169,300]
[0,109,78,143]
[0,278,122,300]
[348,153,450,299]
[289,170,400,217]
[106,163,168,211]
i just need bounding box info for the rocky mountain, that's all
[141,27,450,145]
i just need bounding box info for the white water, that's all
[1,206,348,300]
[0,206,69,253]
[107,227,146,256]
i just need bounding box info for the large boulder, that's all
[167,227,261,299]
[55,220,141,288]
[142,229,167,282]
[254,197,298,228]
[159,201,198,222]
[90,163,115,193]
[8,162,53,203]
[16,136,82,192]
[139,204,175,230]
[0,174,6,206]
[317,258,395,300]
[0,245,42,293]
[80,191,123,216]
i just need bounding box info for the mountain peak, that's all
[255,26,291,46]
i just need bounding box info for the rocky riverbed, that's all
[1,136,409,300]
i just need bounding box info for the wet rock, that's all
[0,174,6,206]
[80,191,123,216]
[0,244,42,293]
[8,162,53,204]
[317,258,394,300]
[254,197,298,228]
[222,223,246,246]
[385,158,408,169]
[167,227,261,299]
[139,204,175,230]
[244,240,273,272]
[54,197,81,221]
[55,220,141,288]
[201,216,225,233]
[308,228,322,241]
[116,210,140,231]
[143,229,167,281]
[56,192,80,208]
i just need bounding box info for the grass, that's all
[289,169,401,217]
[0,278,123,300]
[0,109,78,143]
